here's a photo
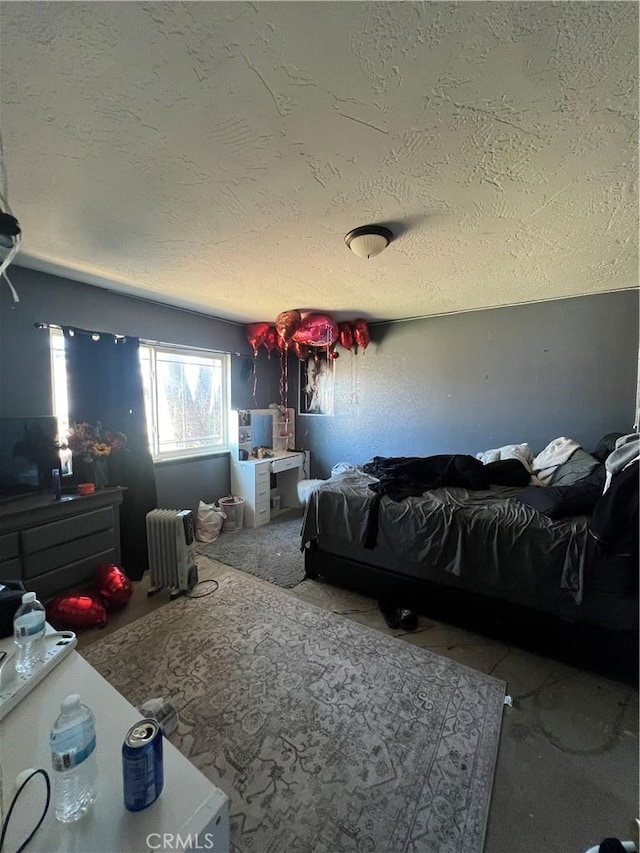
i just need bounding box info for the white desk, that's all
[230,450,308,528]
[0,639,229,853]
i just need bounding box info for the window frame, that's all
[140,340,231,463]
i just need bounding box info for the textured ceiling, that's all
[1,2,638,324]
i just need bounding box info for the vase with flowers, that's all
[63,422,127,489]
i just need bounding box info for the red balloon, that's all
[291,340,310,361]
[293,313,339,347]
[246,322,270,355]
[338,322,354,351]
[275,310,301,344]
[47,590,108,629]
[353,318,371,351]
[263,326,278,352]
[95,562,133,608]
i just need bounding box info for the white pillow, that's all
[476,443,533,471]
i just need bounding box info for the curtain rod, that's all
[35,322,250,357]
[34,322,126,341]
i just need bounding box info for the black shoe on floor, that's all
[398,609,418,631]
[378,601,418,631]
[378,599,400,629]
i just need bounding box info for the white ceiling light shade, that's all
[344,225,393,259]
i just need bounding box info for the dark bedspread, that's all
[361,454,531,548]
[301,466,589,605]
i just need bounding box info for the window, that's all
[140,343,229,459]
[50,328,69,442]
[50,330,230,461]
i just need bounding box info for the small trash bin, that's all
[218,496,245,532]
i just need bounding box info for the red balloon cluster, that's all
[245,312,370,358]
[46,563,133,631]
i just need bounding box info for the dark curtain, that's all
[63,328,157,580]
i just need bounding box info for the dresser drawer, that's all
[0,558,21,580]
[271,455,301,474]
[21,508,114,555]
[23,529,115,580]
[0,532,19,562]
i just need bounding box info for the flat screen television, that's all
[0,417,60,501]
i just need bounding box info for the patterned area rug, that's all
[195,508,305,587]
[83,573,505,853]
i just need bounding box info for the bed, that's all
[301,455,639,641]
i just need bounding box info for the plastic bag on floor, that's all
[195,500,226,542]
[138,697,179,736]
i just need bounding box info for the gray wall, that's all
[2,268,637,490]
[0,266,281,511]
[298,290,639,478]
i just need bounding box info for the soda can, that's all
[122,718,164,811]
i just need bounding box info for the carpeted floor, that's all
[83,572,506,853]
[195,508,306,587]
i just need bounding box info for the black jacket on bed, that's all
[362,454,490,500]
[362,455,490,548]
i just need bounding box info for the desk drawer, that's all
[271,455,300,474]
[255,464,271,485]
[256,484,270,506]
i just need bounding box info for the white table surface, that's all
[0,635,229,853]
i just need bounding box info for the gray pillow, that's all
[549,449,600,486]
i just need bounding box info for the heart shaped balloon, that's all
[338,321,355,351]
[293,313,339,347]
[263,326,278,352]
[353,318,371,351]
[246,322,270,355]
[47,589,108,629]
[275,310,302,344]
[95,562,133,608]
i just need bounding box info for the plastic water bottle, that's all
[51,467,62,501]
[50,694,98,822]
[13,591,46,675]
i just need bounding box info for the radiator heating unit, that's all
[146,509,198,599]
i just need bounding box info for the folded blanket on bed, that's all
[532,437,581,485]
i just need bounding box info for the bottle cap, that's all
[61,694,81,714]
[22,592,36,604]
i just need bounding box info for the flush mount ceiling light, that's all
[344,224,393,259]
